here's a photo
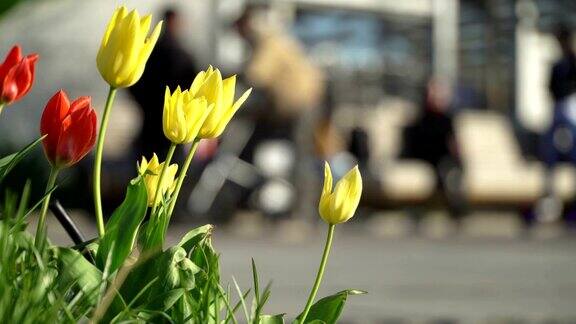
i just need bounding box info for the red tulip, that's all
[0,45,39,105]
[40,90,97,168]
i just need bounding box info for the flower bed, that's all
[0,6,363,323]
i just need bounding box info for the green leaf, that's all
[158,246,201,290]
[0,136,45,182]
[259,314,285,324]
[232,276,250,322]
[55,247,102,304]
[294,289,366,324]
[114,244,201,316]
[96,177,148,273]
[148,288,185,311]
[139,195,173,252]
[252,258,260,305]
[177,224,214,252]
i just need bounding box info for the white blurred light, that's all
[254,140,295,178]
[258,179,295,214]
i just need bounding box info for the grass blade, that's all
[252,258,260,306]
[232,276,250,323]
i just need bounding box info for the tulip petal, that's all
[86,109,97,152]
[100,7,121,48]
[0,45,22,83]
[69,96,91,113]
[164,84,215,144]
[1,54,38,103]
[140,14,152,36]
[211,87,252,138]
[221,75,236,109]
[40,91,96,167]
[196,68,223,106]
[150,153,160,168]
[97,7,124,81]
[115,9,141,83]
[97,6,162,88]
[163,86,173,140]
[66,97,96,164]
[330,166,362,223]
[189,67,252,139]
[189,70,207,96]
[185,98,210,141]
[40,91,70,163]
[139,153,178,206]
[55,115,73,163]
[58,109,91,165]
[321,161,333,197]
[57,97,96,166]
[319,161,334,222]
[127,20,163,88]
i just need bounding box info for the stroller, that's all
[186,119,298,222]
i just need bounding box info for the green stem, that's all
[300,224,336,324]
[0,103,5,116]
[34,167,59,248]
[166,139,200,217]
[93,86,117,237]
[150,143,177,216]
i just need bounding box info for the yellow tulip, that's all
[190,66,223,108]
[97,6,162,88]
[163,86,212,144]
[319,162,362,225]
[138,154,178,207]
[189,66,252,139]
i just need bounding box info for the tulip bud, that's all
[163,86,212,144]
[190,66,223,108]
[97,6,162,88]
[0,45,39,105]
[189,66,252,139]
[40,90,97,168]
[138,154,178,207]
[319,162,362,225]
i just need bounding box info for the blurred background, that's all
[2,0,576,322]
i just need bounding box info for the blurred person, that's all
[403,77,465,224]
[129,7,199,160]
[234,4,325,163]
[549,25,576,105]
[539,24,576,225]
[231,5,325,222]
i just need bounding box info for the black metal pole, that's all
[49,200,96,264]
[49,199,86,245]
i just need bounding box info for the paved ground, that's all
[34,212,576,323]
[211,232,576,323]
